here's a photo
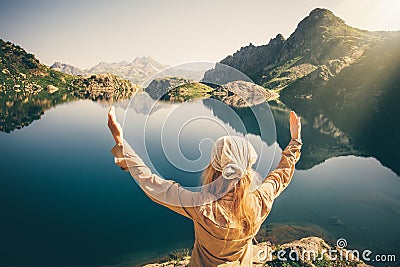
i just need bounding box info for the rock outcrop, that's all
[143,236,372,267]
[212,80,279,107]
[144,77,195,99]
[71,73,139,101]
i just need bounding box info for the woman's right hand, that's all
[108,106,124,145]
[289,111,301,140]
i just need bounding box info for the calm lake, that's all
[0,94,399,266]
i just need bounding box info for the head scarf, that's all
[211,136,258,180]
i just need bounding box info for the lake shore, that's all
[138,223,370,267]
[142,238,371,267]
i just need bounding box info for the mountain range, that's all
[51,58,209,85]
[51,57,168,85]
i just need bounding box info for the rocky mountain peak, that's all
[50,61,86,76]
[275,33,285,41]
[268,33,286,46]
[299,8,345,28]
[132,56,160,65]
[289,8,348,42]
[287,8,349,45]
[50,62,63,68]
[277,7,371,68]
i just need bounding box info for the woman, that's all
[107,107,302,266]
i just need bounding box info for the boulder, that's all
[46,85,59,93]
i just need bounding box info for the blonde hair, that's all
[202,164,256,237]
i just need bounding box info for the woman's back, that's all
[189,193,264,266]
[107,108,302,267]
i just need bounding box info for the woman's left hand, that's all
[108,106,123,145]
[289,111,301,140]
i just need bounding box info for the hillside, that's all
[0,39,76,93]
[0,39,138,98]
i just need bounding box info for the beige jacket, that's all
[111,139,302,267]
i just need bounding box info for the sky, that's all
[0,0,399,69]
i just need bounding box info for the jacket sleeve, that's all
[255,138,302,217]
[111,141,199,220]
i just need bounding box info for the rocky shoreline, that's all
[143,237,371,267]
[141,223,371,267]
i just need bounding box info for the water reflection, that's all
[0,84,136,133]
[0,94,399,266]
[0,91,73,132]
[121,93,277,187]
[203,95,397,177]
[2,85,398,177]
[271,155,400,257]
[1,61,400,266]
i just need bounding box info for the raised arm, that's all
[255,111,302,215]
[107,107,197,219]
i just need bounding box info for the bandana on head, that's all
[211,136,258,180]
